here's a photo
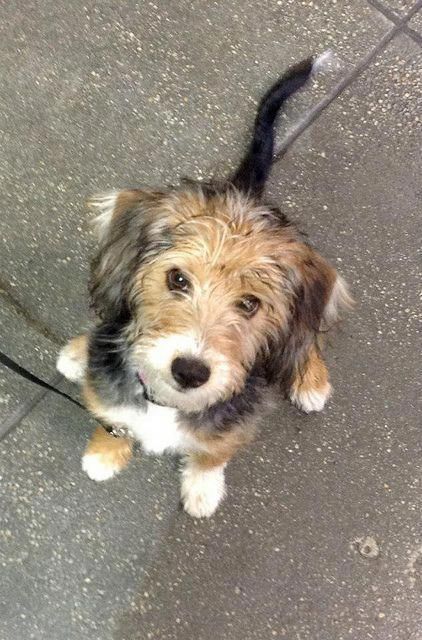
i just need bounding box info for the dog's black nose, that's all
[171,357,210,389]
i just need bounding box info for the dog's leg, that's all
[289,343,331,413]
[82,426,133,481]
[57,334,89,383]
[181,452,229,518]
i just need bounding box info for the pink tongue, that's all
[138,370,147,386]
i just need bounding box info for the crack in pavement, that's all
[274,0,422,159]
[0,276,63,346]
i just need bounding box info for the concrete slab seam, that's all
[275,0,422,159]
[367,0,422,45]
[0,373,64,441]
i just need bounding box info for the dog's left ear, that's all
[88,189,170,319]
[275,245,351,388]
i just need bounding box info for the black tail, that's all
[231,57,314,197]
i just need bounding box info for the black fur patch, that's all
[231,58,313,196]
[271,252,334,392]
[89,198,173,320]
[185,363,268,433]
[88,315,146,408]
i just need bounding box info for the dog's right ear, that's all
[88,189,170,319]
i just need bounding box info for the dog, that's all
[57,56,351,518]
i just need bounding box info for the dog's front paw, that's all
[290,382,332,413]
[82,426,133,482]
[57,338,87,383]
[181,464,226,518]
[82,453,121,481]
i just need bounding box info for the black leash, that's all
[0,350,164,441]
[0,350,85,411]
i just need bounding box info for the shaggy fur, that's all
[57,56,351,518]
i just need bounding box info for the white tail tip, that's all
[312,49,341,75]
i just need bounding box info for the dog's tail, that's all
[231,56,319,197]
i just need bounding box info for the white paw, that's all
[82,453,119,482]
[290,383,332,413]
[181,464,226,518]
[57,345,86,383]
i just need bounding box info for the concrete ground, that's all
[1,1,421,638]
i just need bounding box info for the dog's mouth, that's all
[135,359,236,412]
[137,367,182,397]
[136,366,205,405]
[137,369,148,388]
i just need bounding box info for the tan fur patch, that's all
[84,425,133,472]
[291,344,329,395]
[192,421,257,468]
[82,381,108,418]
[65,333,89,365]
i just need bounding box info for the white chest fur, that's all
[97,401,200,455]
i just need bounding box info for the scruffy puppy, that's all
[57,57,351,518]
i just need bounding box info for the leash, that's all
[0,349,128,438]
[0,349,86,411]
[0,349,159,440]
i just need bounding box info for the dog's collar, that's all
[102,422,130,438]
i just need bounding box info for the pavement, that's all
[0,1,421,639]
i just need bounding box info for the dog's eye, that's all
[167,269,190,292]
[236,295,260,317]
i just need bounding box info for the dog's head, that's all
[89,187,350,411]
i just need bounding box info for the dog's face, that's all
[89,188,348,411]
